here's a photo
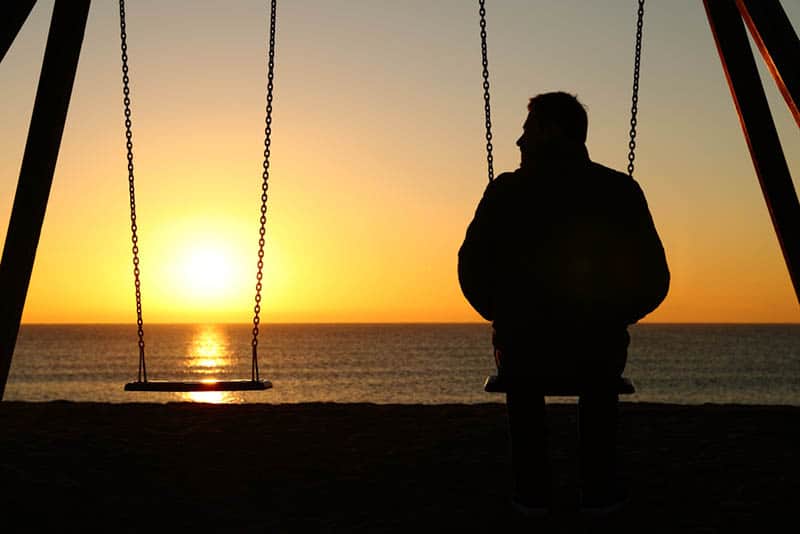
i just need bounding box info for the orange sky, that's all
[1,0,799,324]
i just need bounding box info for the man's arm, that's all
[622,180,670,323]
[458,182,499,321]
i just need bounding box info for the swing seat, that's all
[117,0,278,396]
[484,374,635,396]
[124,379,272,392]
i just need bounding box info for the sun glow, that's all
[182,247,233,297]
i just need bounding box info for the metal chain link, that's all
[119,0,146,382]
[627,0,645,177]
[478,0,494,183]
[251,0,278,381]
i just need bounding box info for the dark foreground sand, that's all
[0,401,797,533]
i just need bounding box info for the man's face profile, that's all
[517,112,541,168]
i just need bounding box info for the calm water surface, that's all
[5,323,799,405]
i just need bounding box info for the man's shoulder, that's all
[493,170,524,186]
[483,170,525,197]
[588,161,642,194]
[589,161,631,181]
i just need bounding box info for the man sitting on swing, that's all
[458,91,669,515]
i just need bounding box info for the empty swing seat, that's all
[117,0,278,396]
[124,379,272,392]
[484,374,635,396]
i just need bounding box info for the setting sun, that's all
[143,218,265,322]
[183,247,233,296]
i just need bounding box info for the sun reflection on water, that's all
[184,390,242,403]
[179,327,244,404]
[187,328,231,373]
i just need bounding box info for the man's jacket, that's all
[458,145,669,336]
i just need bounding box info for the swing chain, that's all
[627,0,645,178]
[119,0,146,382]
[251,0,277,381]
[478,0,494,183]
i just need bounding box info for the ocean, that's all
[4,323,799,405]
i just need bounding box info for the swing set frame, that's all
[0,0,798,400]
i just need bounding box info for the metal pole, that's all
[736,0,800,127]
[703,0,800,306]
[0,0,91,400]
[0,0,37,64]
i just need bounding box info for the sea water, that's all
[4,323,799,405]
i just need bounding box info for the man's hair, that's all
[527,92,588,144]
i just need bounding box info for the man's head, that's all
[517,92,587,168]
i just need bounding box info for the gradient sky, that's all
[1,0,799,324]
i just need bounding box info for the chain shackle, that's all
[627,0,645,178]
[119,0,146,382]
[478,0,495,183]
[251,0,278,381]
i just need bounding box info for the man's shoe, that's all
[579,487,629,517]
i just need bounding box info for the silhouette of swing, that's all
[478,0,642,396]
[121,0,277,392]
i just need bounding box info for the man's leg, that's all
[577,390,620,500]
[506,388,551,505]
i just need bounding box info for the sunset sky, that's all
[1,0,799,324]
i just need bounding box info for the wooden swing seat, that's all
[124,379,272,392]
[484,374,635,396]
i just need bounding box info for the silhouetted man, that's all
[458,92,669,516]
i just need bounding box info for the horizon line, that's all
[18,321,800,326]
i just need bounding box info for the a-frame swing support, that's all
[703,0,800,305]
[0,1,798,400]
[0,0,91,401]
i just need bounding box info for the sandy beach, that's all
[0,401,796,533]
